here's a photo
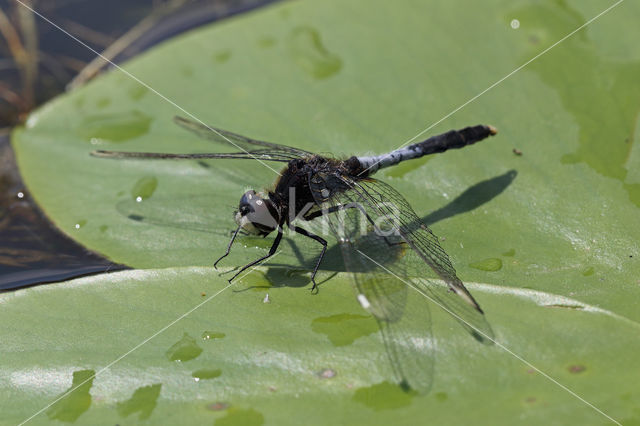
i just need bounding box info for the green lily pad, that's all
[7,0,640,424]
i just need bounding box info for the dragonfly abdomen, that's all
[356,124,497,174]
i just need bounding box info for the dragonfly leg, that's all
[214,225,242,269]
[290,225,327,293]
[226,226,284,283]
[304,203,404,248]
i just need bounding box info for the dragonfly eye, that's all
[235,190,279,235]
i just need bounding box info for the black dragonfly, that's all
[92,116,497,391]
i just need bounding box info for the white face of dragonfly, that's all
[235,190,279,236]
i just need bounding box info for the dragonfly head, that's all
[235,190,279,236]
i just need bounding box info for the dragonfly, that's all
[92,116,497,391]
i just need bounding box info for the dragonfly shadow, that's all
[277,169,518,276]
[422,169,517,226]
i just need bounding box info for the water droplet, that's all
[74,96,85,110]
[192,368,222,380]
[213,49,232,64]
[582,266,595,276]
[131,176,158,201]
[510,19,520,29]
[258,36,276,48]
[352,381,416,411]
[76,110,152,143]
[165,332,203,362]
[96,97,111,108]
[116,383,161,420]
[46,370,95,422]
[469,258,503,271]
[311,313,377,347]
[128,85,148,100]
[435,392,448,402]
[201,331,225,340]
[215,408,264,425]
[287,26,342,79]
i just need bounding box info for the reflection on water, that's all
[0,134,118,290]
[0,0,280,291]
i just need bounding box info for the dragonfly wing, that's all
[353,176,493,342]
[173,116,313,157]
[309,171,494,342]
[91,148,297,162]
[306,171,434,392]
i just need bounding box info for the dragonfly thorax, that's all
[235,190,279,236]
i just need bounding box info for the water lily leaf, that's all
[8,0,640,423]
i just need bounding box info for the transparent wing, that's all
[91,149,298,162]
[305,172,433,392]
[306,171,494,391]
[310,171,494,340]
[173,116,313,158]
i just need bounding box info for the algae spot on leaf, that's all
[117,383,162,420]
[95,97,111,108]
[469,257,503,272]
[192,368,222,380]
[258,36,276,48]
[181,66,194,77]
[130,176,158,201]
[46,369,94,422]
[166,332,203,362]
[311,313,378,347]
[128,84,149,101]
[434,391,448,402]
[287,26,342,79]
[76,110,152,143]
[215,407,264,426]
[214,49,232,64]
[352,381,416,411]
[582,266,595,276]
[202,331,226,340]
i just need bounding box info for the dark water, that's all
[0,0,278,291]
